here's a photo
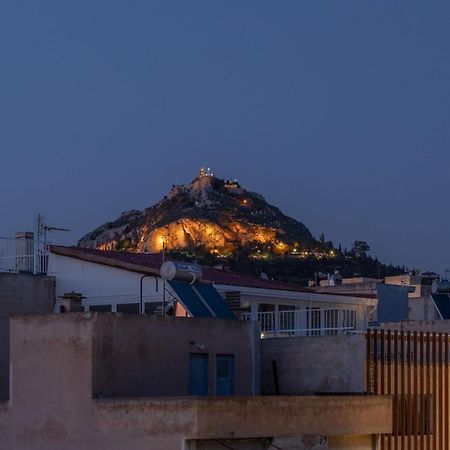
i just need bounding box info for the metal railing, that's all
[0,236,49,274]
[242,308,357,337]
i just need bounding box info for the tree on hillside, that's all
[352,240,370,258]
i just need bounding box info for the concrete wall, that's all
[190,434,329,450]
[260,334,366,395]
[0,393,391,450]
[0,313,391,450]
[328,435,374,450]
[90,396,390,450]
[92,314,259,397]
[7,314,95,449]
[408,297,438,321]
[0,273,55,401]
[0,273,54,316]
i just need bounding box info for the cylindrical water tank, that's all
[160,261,203,282]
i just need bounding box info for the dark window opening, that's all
[89,304,112,312]
[144,302,163,315]
[117,303,140,314]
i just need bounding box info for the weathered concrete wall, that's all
[0,318,9,401]
[0,393,391,450]
[260,335,365,395]
[7,314,95,450]
[0,273,55,316]
[0,313,391,450]
[92,314,259,397]
[189,440,270,449]
[0,402,7,438]
[328,435,373,450]
[271,435,328,450]
[90,396,391,450]
[0,273,55,401]
[408,297,436,321]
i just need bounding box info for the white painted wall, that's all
[48,253,162,312]
[48,252,373,329]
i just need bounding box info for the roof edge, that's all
[49,246,161,277]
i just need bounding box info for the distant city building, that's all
[315,275,411,323]
[385,272,439,320]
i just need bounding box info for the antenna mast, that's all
[36,214,70,246]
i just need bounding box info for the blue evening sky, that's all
[1,1,449,275]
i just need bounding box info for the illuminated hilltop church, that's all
[198,166,214,178]
[198,166,240,190]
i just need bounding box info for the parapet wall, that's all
[260,334,366,394]
[0,273,55,317]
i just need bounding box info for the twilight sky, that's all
[1,1,449,276]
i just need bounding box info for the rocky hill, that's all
[78,168,321,256]
[79,168,406,283]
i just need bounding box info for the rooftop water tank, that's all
[160,261,203,283]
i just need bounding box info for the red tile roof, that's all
[49,246,376,298]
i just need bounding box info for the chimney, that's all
[61,292,84,313]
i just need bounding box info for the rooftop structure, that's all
[385,273,440,320]
[0,313,392,450]
[0,272,55,401]
[315,276,411,324]
[48,246,377,337]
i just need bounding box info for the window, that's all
[216,354,234,396]
[258,304,275,313]
[224,291,241,309]
[144,302,162,315]
[117,303,140,314]
[189,354,208,396]
[89,304,112,312]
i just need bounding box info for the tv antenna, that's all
[37,214,70,245]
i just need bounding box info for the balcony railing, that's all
[242,308,357,337]
[0,236,49,275]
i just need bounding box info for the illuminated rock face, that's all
[139,219,278,254]
[79,169,316,254]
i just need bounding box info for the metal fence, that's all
[366,330,450,450]
[242,308,356,337]
[0,236,49,274]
